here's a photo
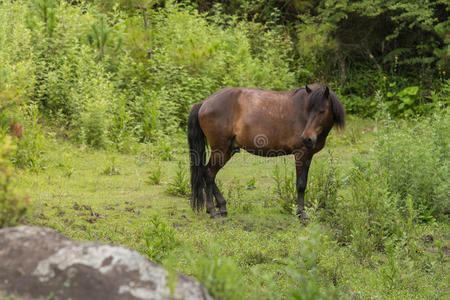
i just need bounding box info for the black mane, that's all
[290,87,305,96]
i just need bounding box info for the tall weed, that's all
[13,105,48,171]
[166,161,190,197]
[289,225,340,299]
[141,215,177,264]
[322,157,403,262]
[190,244,245,300]
[376,111,449,219]
[272,157,296,214]
[0,135,28,228]
[307,152,340,220]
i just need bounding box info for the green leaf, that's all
[403,86,419,96]
[403,96,415,105]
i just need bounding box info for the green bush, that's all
[141,215,178,263]
[315,111,449,264]
[0,89,21,136]
[376,111,450,220]
[307,152,340,218]
[289,225,340,299]
[145,3,296,130]
[2,0,448,151]
[146,162,163,185]
[166,161,190,197]
[101,156,120,176]
[327,158,402,262]
[13,104,48,171]
[191,244,244,300]
[0,1,299,147]
[0,135,28,228]
[0,2,35,101]
[272,158,296,214]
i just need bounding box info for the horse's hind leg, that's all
[205,148,231,218]
[213,183,227,216]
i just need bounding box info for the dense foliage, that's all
[0,135,28,227]
[0,0,448,149]
[0,0,298,150]
[188,0,450,117]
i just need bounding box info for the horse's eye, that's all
[319,110,325,114]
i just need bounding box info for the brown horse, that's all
[187,84,345,219]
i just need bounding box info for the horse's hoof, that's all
[210,213,222,219]
[298,211,309,220]
[220,211,228,217]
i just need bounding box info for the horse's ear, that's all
[305,84,312,94]
[324,86,329,98]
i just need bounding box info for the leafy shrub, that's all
[272,158,296,214]
[0,3,39,169]
[101,156,120,176]
[306,152,340,218]
[146,3,296,130]
[87,14,122,62]
[0,89,22,136]
[0,2,35,102]
[166,161,190,197]
[12,2,128,149]
[294,19,336,83]
[385,85,420,117]
[146,162,163,185]
[312,111,449,266]
[79,104,108,148]
[223,177,245,210]
[376,111,450,219]
[151,133,175,161]
[191,244,244,300]
[0,135,28,228]
[320,157,402,263]
[13,105,48,171]
[289,225,340,299]
[141,215,177,263]
[70,47,117,148]
[108,94,139,153]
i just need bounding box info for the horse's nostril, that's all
[303,136,314,148]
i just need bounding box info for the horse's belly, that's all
[235,131,298,157]
[241,146,293,157]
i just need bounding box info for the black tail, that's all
[188,102,206,211]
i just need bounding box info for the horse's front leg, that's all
[294,151,312,220]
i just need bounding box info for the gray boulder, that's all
[0,226,212,300]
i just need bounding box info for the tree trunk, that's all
[142,7,149,29]
[337,49,347,85]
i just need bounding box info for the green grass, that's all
[17,118,449,299]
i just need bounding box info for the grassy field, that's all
[18,118,448,300]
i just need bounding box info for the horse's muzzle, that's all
[302,136,315,149]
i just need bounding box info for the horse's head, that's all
[300,85,345,149]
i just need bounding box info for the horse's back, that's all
[199,87,297,115]
[199,87,241,116]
